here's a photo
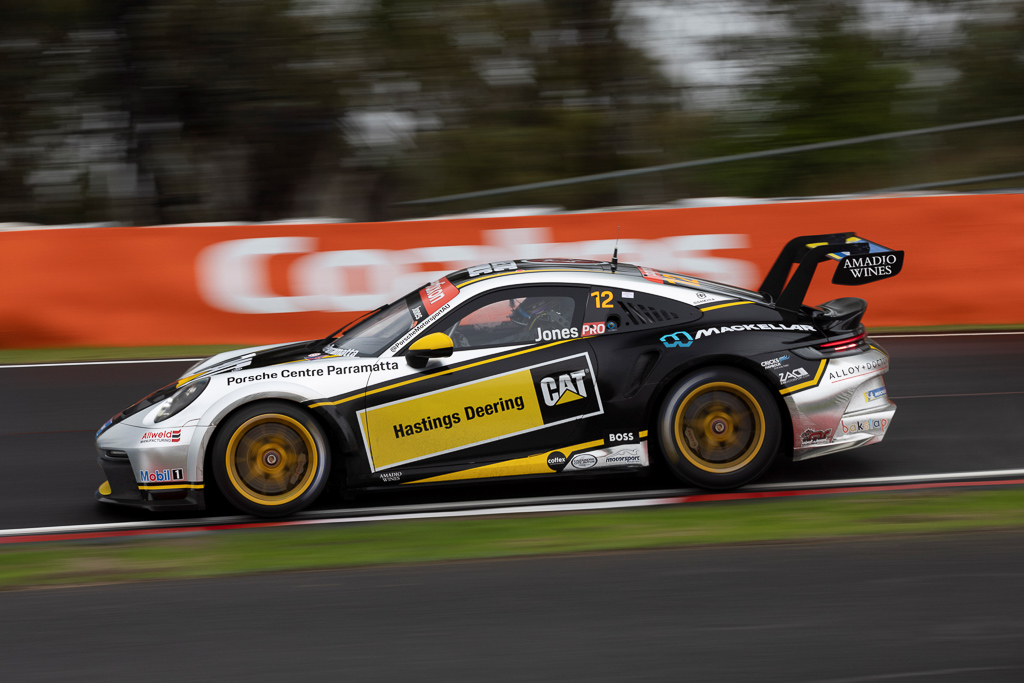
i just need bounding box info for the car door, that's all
[356,284,605,485]
[580,284,703,452]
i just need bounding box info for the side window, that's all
[583,287,701,336]
[441,288,584,350]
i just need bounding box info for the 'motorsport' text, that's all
[392,396,526,439]
[226,361,399,385]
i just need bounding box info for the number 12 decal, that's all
[590,291,614,309]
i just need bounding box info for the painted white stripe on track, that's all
[4,468,1024,538]
[0,498,674,538]
[747,468,1024,491]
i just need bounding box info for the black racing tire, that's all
[211,401,330,517]
[657,366,781,490]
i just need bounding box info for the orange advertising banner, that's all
[2,194,1023,349]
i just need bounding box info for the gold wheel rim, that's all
[225,414,319,506]
[673,382,765,474]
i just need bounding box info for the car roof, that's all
[447,259,765,303]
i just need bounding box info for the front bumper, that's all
[96,452,205,511]
[95,418,206,511]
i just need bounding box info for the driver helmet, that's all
[511,297,560,326]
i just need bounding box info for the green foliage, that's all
[3,487,1024,589]
[1,0,1023,223]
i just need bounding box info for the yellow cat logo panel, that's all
[359,354,603,471]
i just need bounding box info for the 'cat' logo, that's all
[540,370,588,407]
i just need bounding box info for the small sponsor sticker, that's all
[605,449,642,465]
[661,331,693,348]
[779,367,810,385]
[865,387,887,402]
[760,354,791,370]
[419,277,459,315]
[139,468,184,483]
[547,452,567,472]
[799,428,832,445]
[828,357,888,382]
[621,291,634,299]
[570,453,597,469]
[140,429,182,444]
[841,417,888,434]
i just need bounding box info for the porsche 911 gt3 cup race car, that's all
[95,232,904,517]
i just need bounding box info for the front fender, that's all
[190,381,331,484]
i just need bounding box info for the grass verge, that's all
[2,487,1024,590]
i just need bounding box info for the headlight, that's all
[154,377,210,423]
[96,417,115,439]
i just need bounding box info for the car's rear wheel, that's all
[212,401,330,517]
[657,367,781,489]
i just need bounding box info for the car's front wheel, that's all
[657,367,781,489]
[211,401,330,517]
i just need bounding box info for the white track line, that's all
[0,498,672,538]
[4,468,1024,539]
[747,468,1024,491]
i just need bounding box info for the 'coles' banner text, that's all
[2,194,1022,349]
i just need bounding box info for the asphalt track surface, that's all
[1,334,1023,531]
[2,532,1024,682]
[1,335,1023,681]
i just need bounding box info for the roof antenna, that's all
[610,227,620,273]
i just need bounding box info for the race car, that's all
[95,233,904,517]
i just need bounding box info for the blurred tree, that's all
[1,0,347,224]
[4,0,1022,224]
[937,0,1024,171]
[353,0,688,216]
[0,1,94,223]
[92,0,347,223]
[700,0,913,197]
[949,1,1024,118]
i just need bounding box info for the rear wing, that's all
[759,233,904,311]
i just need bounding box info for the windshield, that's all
[323,299,415,358]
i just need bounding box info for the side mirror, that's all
[406,332,454,369]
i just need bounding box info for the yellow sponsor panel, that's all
[360,369,544,470]
[411,452,553,483]
[407,439,605,484]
